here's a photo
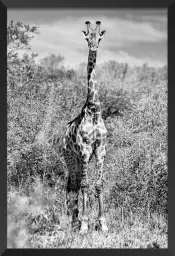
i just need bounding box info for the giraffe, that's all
[62,21,108,233]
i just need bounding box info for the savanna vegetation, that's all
[7,21,168,248]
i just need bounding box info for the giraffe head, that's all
[82,21,106,52]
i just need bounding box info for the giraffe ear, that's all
[100,30,106,37]
[82,30,87,38]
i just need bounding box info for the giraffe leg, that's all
[64,150,80,231]
[80,191,89,234]
[66,174,80,230]
[95,144,108,233]
[79,153,91,234]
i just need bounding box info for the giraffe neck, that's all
[86,50,101,111]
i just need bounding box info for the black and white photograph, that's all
[7,9,167,248]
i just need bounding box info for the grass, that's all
[7,179,167,248]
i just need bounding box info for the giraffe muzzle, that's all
[90,44,99,51]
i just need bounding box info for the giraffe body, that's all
[63,21,108,233]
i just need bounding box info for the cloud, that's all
[138,14,167,23]
[28,13,166,67]
[97,49,165,67]
[100,17,166,50]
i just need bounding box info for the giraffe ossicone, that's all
[63,21,108,233]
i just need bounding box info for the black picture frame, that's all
[1,0,174,255]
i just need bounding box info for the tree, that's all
[7,21,39,89]
[40,54,65,70]
[7,20,39,61]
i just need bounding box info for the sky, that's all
[8,9,167,68]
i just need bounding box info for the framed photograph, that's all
[1,0,173,254]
